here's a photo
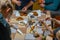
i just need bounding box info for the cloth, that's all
[0,13,11,40]
[53,27,60,40]
[54,27,60,37]
[45,0,53,4]
[44,0,60,11]
[15,0,35,10]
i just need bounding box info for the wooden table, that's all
[9,10,52,40]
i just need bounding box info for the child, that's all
[0,1,13,40]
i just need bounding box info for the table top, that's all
[9,10,52,40]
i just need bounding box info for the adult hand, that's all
[40,3,45,8]
[21,7,28,12]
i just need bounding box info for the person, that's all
[46,11,60,40]
[12,0,35,11]
[0,2,13,40]
[40,13,60,40]
[39,0,60,11]
[47,18,60,40]
[39,0,60,29]
[53,27,60,40]
[56,30,60,40]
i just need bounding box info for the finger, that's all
[22,8,27,12]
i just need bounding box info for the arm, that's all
[12,0,21,6]
[55,20,60,24]
[44,0,60,11]
[22,0,35,11]
[52,18,60,24]
[23,0,35,9]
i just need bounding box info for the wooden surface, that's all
[10,10,52,40]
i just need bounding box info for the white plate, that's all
[13,10,20,17]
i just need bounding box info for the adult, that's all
[12,0,35,11]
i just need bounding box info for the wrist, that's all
[24,6,28,9]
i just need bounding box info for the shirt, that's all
[15,0,35,10]
[0,13,11,40]
[0,13,10,27]
[44,0,60,11]
[0,13,11,32]
[53,27,60,40]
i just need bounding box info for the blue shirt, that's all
[44,0,60,11]
[0,13,10,27]
[45,0,53,4]
[15,0,35,10]
[0,13,11,37]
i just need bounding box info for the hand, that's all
[6,18,10,22]
[15,1,21,6]
[22,7,28,12]
[40,3,45,8]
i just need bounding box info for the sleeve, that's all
[44,0,60,11]
[45,0,53,4]
[0,13,3,19]
[0,14,6,27]
[0,13,9,27]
